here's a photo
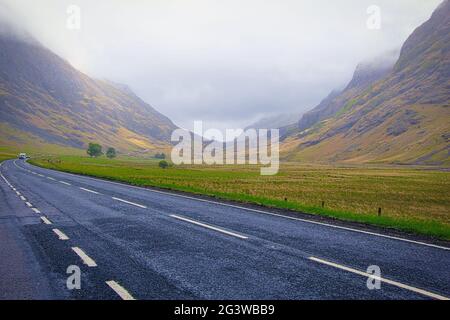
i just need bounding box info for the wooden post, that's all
[378,207,382,216]
[321,201,325,208]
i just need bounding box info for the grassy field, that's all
[0,149,17,163]
[29,155,450,240]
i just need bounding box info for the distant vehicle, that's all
[18,153,27,160]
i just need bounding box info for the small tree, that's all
[158,160,169,169]
[87,143,103,157]
[106,147,117,159]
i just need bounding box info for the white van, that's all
[18,153,27,160]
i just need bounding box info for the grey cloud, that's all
[1,0,442,131]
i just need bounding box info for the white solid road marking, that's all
[170,214,248,239]
[17,160,450,251]
[40,216,52,225]
[79,187,100,194]
[112,197,147,209]
[52,228,69,240]
[25,202,32,207]
[72,247,97,267]
[309,256,449,300]
[59,181,71,186]
[20,195,26,201]
[32,208,41,214]
[106,280,136,300]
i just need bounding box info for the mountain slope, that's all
[0,26,177,154]
[282,0,450,166]
[296,51,398,134]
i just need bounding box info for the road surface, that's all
[0,159,449,300]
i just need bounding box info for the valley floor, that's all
[28,155,450,240]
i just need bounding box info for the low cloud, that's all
[1,0,442,131]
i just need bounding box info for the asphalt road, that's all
[0,159,449,300]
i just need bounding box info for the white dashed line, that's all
[309,257,449,300]
[170,214,248,239]
[106,280,135,300]
[47,176,56,181]
[40,216,52,225]
[72,247,97,267]
[79,187,100,194]
[112,197,147,209]
[16,191,21,196]
[52,228,69,240]
[38,174,44,177]
[32,208,41,214]
[25,202,32,207]
[20,195,26,201]
[59,181,71,186]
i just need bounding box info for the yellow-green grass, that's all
[29,155,450,240]
[0,149,17,163]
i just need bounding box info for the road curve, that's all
[0,159,449,300]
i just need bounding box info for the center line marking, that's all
[59,181,71,186]
[72,247,97,267]
[170,214,248,239]
[20,195,26,201]
[25,202,32,207]
[16,191,21,196]
[309,257,449,300]
[32,208,41,214]
[52,228,69,240]
[112,197,147,209]
[79,187,100,194]
[47,177,56,181]
[38,174,44,177]
[106,280,136,300]
[40,216,52,225]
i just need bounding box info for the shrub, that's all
[158,160,169,169]
[87,143,103,157]
[106,147,117,159]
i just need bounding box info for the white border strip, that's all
[40,216,52,225]
[52,228,69,240]
[171,214,248,239]
[80,187,100,195]
[310,256,449,300]
[32,208,41,214]
[112,197,147,209]
[106,280,135,300]
[72,247,97,267]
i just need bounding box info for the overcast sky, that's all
[1,0,442,131]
